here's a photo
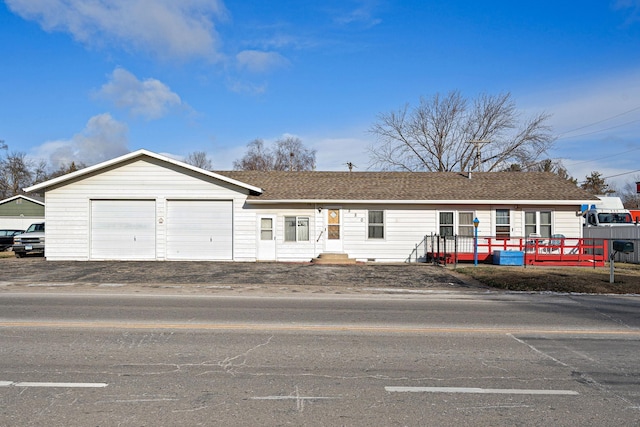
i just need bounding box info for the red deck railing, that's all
[427,236,607,267]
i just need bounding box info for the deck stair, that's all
[311,253,357,265]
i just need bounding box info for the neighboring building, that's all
[25,149,598,262]
[0,195,45,230]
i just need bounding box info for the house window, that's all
[496,209,510,239]
[439,212,454,236]
[284,216,309,242]
[368,210,384,239]
[525,211,536,237]
[260,218,273,240]
[458,212,474,237]
[540,211,552,238]
[525,211,552,238]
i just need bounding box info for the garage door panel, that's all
[166,200,233,260]
[91,200,156,260]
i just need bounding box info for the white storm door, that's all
[166,200,233,260]
[324,208,343,252]
[90,200,156,260]
[257,215,276,261]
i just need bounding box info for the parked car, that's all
[0,229,24,251]
[13,222,45,258]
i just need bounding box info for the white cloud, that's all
[226,79,267,95]
[97,68,185,120]
[30,113,129,169]
[534,69,640,138]
[517,68,640,191]
[304,134,371,171]
[613,0,640,24]
[332,0,382,28]
[236,50,289,73]
[5,0,226,61]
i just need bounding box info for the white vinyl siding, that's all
[90,200,156,260]
[44,159,249,261]
[342,206,437,262]
[166,200,233,260]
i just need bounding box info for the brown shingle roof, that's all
[215,171,597,203]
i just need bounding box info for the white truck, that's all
[583,196,634,227]
[13,222,45,257]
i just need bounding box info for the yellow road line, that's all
[0,321,639,335]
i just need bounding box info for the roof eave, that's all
[245,199,589,205]
[0,194,45,206]
[24,149,263,194]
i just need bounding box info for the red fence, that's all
[426,236,607,267]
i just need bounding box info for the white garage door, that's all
[166,200,233,260]
[91,200,156,260]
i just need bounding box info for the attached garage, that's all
[90,200,156,260]
[26,150,262,261]
[166,200,233,260]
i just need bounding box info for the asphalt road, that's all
[1,291,639,426]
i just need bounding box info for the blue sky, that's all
[2,1,640,190]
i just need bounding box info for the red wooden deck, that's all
[429,237,607,267]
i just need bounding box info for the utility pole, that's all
[467,140,490,171]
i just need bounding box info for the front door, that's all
[324,208,343,252]
[257,215,276,260]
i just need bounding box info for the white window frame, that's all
[525,210,553,238]
[367,210,385,239]
[284,216,310,242]
[438,211,476,236]
[458,211,475,237]
[495,209,511,239]
[439,212,454,236]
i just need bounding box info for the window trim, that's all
[457,211,475,237]
[284,216,310,242]
[367,210,385,239]
[438,210,476,237]
[439,211,454,237]
[525,210,553,238]
[495,209,511,240]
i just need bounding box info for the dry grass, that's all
[455,263,640,294]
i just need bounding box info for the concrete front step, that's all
[311,253,357,265]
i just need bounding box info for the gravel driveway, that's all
[0,257,486,294]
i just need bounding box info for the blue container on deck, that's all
[493,250,524,266]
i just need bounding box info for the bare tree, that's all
[233,139,274,171]
[45,161,87,180]
[368,91,554,172]
[619,174,640,209]
[273,137,316,171]
[233,137,316,171]
[0,151,33,198]
[503,159,577,184]
[185,151,213,170]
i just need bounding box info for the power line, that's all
[602,169,640,180]
[563,146,640,166]
[557,105,640,138]
[557,118,640,140]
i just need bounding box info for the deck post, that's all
[473,218,479,266]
